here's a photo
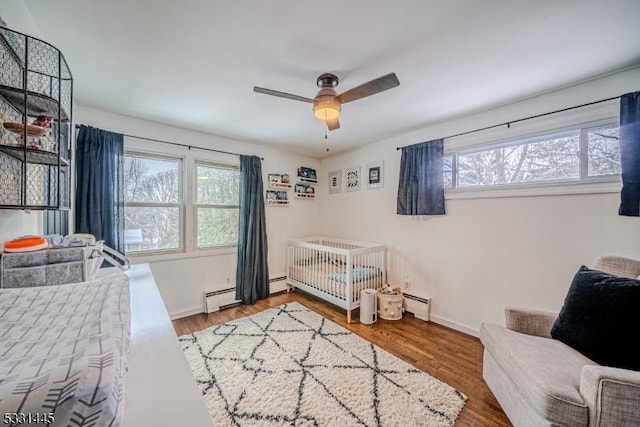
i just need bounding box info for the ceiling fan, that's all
[253,72,400,131]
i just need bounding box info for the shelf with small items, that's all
[294,182,315,199]
[268,172,292,190]
[297,178,317,184]
[266,189,289,206]
[0,27,73,209]
[0,85,71,122]
[297,166,317,184]
[295,193,315,199]
[1,120,68,166]
[0,145,69,166]
[266,199,290,206]
[269,183,292,189]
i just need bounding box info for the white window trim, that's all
[128,246,237,265]
[446,177,620,200]
[444,118,621,199]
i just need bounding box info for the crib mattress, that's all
[0,271,130,427]
[288,262,382,299]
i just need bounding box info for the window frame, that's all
[444,119,621,196]
[193,160,240,250]
[123,150,185,256]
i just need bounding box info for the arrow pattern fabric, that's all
[0,271,130,427]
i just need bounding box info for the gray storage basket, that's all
[0,242,130,288]
[0,246,100,288]
[1,262,85,288]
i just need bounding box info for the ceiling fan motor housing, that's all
[316,73,339,88]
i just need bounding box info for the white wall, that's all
[0,210,42,250]
[75,105,322,318]
[320,67,640,335]
[0,0,40,36]
[0,0,43,248]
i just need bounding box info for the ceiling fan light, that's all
[313,95,341,121]
[314,106,340,121]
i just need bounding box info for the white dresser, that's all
[122,264,213,427]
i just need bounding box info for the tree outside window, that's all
[124,154,181,253]
[195,162,239,248]
[447,123,620,190]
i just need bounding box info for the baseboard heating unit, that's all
[204,276,288,314]
[403,292,431,321]
[204,288,237,314]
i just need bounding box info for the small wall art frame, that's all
[345,166,361,192]
[328,170,341,194]
[366,161,384,189]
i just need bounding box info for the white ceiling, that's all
[21,0,640,158]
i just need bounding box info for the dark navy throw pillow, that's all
[551,266,640,370]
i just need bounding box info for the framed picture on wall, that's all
[345,166,361,192]
[328,170,341,194]
[366,161,384,189]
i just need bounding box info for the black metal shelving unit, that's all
[0,26,72,210]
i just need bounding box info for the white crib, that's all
[286,237,387,323]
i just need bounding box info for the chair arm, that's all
[580,365,640,427]
[593,255,640,279]
[504,306,557,338]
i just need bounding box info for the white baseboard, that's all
[430,314,479,338]
[170,306,203,320]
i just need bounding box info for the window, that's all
[122,151,240,256]
[587,125,621,177]
[446,123,620,191]
[195,162,239,248]
[124,153,182,254]
[444,155,453,189]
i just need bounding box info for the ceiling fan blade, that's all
[253,86,314,103]
[327,117,340,131]
[337,73,400,104]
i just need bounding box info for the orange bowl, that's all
[4,236,48,252]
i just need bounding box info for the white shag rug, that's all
[179,302,466,426]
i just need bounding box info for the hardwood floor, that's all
[172,290,511,426]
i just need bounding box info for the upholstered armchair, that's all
[481,256,640,427]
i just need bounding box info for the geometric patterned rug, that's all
[179,302,466,426]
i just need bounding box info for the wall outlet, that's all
[226,277,231,285]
